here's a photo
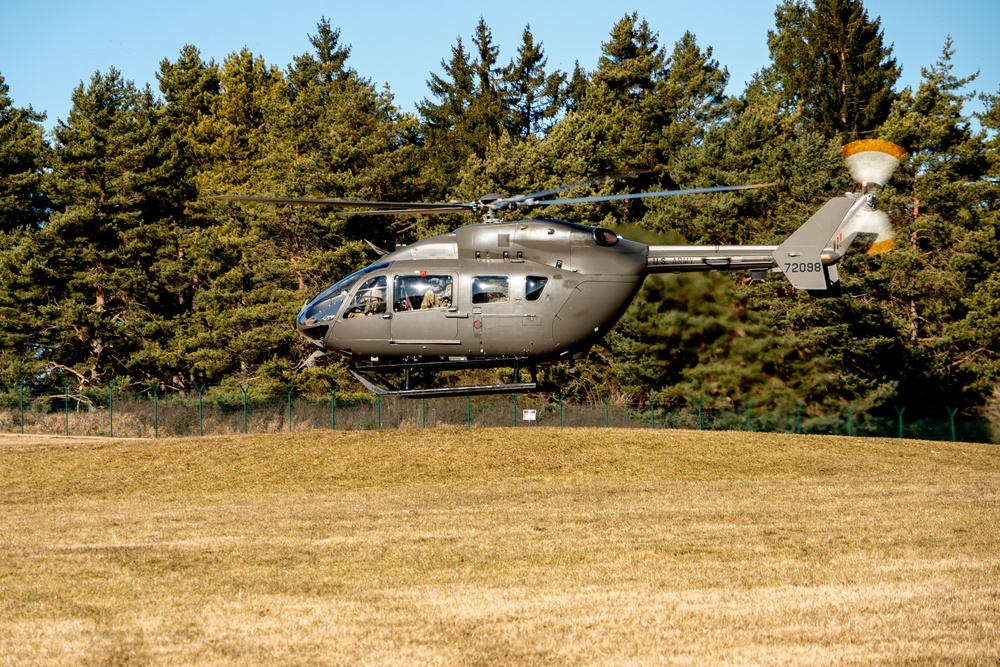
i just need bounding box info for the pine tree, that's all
[417,18,510,196]
[0,73,50,233]
[0,73,50,384]
[288,17,351,91]
[502,26,567,138]
[587,16,728,165]
[657,32,729,149]
[173,47,304,390]
[768,0,900,138]
[178,23,421,390]
[871,39,997,410]
[156,45,220,139]
[564,62,589,113]
[463,17,510,153]
[6,69,193,389]
[417,35,477,196]
[201,47,287,193]
[539,13,669,186]
[266,19,418,290]
[540,16,730,223]
[589,12,666,107]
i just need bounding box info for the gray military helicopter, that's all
[213,139,904,398]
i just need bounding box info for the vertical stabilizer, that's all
[774,195,862,291]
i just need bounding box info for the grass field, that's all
[1,428,998,665]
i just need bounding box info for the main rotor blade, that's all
[207,180,771,218]
[524,183,772,207]
[206,194,472,212]
[512,169,652,204]
[330,206,475,216]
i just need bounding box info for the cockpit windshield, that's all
[298,262,390,325]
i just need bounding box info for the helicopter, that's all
[211,139,904,398]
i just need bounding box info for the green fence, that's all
[1,383,997,443]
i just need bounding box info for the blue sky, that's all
[2,0,997,134]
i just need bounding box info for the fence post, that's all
[895,406,906,438]
[19,377,26,435]
[648,395,656,429]
[559,393,565,427]
[947,407,958,442]
[286,386,295,432]
[64,381,71,436]
[108,380,116,438]
[602,395,610,428]
[745,400,754,432]
[376,394,382,430]
[197,384,206,436]
[151,382,160,439]
[845,406,853,437]
[796,404,803,435]
[467,395,471,428]
[329,387,337,430]
[512,393,518,427]
[421,398,426,429]
[240,384,250,434]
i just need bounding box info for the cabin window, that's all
[394,275,453,312]
[525,276,549,301]
[342,275,387,318]
[472,275,509,304]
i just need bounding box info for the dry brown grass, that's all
[1,428,998,665]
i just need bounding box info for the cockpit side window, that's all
[342,275,387,318]
[525,276,548,301]
[394,275,453,312]
[472,275,509,304]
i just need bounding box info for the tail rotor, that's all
[837,139,906,255]
[775,139,906,294]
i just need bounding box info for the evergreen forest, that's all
[1,0,998,422]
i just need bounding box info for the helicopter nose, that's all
[297,292,346,348]
[297,316,330,348]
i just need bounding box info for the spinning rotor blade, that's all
[206,194,472,213]
[326,206,475,216]
[834,206,897,255]
[522,182,772,207]
[855,208,896,255]
[508,169,652,204]
[840,139,906,254]
[206,178,771,220]
[841,139,906,187]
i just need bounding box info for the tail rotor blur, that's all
[839,139,906,255]
[842,139,907,188]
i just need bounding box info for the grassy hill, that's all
[1,429,998,665]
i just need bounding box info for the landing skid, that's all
[349,357,548,398]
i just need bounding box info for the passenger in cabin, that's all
[421,281,452,309]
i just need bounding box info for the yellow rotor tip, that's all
[841,139,907,161]
[842,140,907,186]
[866,238,898,255]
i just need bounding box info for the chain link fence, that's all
[1,383,996,443]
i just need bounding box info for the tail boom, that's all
[643,191,879,296]
[646,245,778,274]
